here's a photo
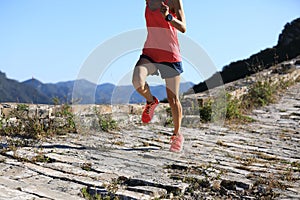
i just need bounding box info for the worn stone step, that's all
[0,176,83,200]
[115,189,152,200]
[23,162,105,189]
[0,185,41,200]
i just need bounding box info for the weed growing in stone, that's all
[31,153,53,163]
[81,187,102,200]
[81,186,120,200]
[112,141,125,146]
[81,162,92,171]
[93,107,118,132]
[164,107,174,127]
[183,176,210,193]
[291,161,300,172]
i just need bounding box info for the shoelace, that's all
[170,135,178,144]
[144,101,155,114]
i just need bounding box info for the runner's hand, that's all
[160,2,169,17]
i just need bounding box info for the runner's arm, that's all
[161,0,186,33]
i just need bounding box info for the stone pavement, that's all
[0,82,300,199]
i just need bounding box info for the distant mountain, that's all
[19,78,194,105]
[0,72,50,104]
[23,78,75,103]
[191,17,300,94]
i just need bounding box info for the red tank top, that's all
[142,0,181,62]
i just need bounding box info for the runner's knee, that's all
[168,96,179,106]
[132,66,146,87]
[132,76,144,90]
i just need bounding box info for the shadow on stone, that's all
[39,144,87,150]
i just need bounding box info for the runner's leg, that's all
[165,75,182,134]
[132,58,157,102]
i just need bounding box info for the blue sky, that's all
[0,0,299,85]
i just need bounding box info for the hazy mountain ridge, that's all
[0,77,193,104]
[0,72,49,104]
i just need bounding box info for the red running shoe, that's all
[142,96,159,123]
[169,134,184,152]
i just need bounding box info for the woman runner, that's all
[132,0,186,152]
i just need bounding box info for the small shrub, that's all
[198,94,250,123]
[0,101,77,141]
[100,115,118,132]
[225,94,242,120]
[242,79,276,110]
[199,100,212,122]
[55,103,77,133]
[1,104,44,139]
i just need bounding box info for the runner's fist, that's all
[160,1,169,17]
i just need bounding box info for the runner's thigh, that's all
[165,75,181,98]
[133,57,157,83]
